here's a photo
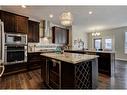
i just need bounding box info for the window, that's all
[105,38,112,50]
[94,38,102,50]
[125,32,127,53]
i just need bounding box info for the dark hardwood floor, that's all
[98,60,127,89]
[0,69,47,89]
[0,60,127,89]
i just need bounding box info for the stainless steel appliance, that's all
[4,32,27,64]
[4,45,27,64]
[0,19,5,77]
[5,33,27,45]
[40,20,51,38]
[0,62,4,77]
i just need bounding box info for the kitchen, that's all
[0,6,127,89]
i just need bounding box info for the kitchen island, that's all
[65,49,115,77]
[41,52,98,89]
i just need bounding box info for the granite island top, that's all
[41,52,98,64]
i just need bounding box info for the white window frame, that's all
[104,38,112,50]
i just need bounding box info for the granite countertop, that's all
[65,49,115,54]
[41,52,98,64]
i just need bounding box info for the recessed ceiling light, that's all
[49,14,53,18]
[21,5,26,8]
[89,11,93,15]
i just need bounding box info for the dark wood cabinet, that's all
[27,52,42,70]
[28,20,39,42]
[15,15,28,34]
[65,50,115,77]
[0,10,16,33]
[52,26,69,45]
[41,57,98,89]
[3,63,27,76]
[0,10,28,34]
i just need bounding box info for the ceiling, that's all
[1,6,127,32]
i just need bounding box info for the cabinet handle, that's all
[0,64,5,77]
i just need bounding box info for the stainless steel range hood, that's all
[40,20,51,38]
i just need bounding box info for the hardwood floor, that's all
[0,69,47,89]
[98,60,127,89]
[0,60,127,89]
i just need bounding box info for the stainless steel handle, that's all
[4,46,7,63]
[0,64,5,77]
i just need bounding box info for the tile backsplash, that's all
[28,43,63,52]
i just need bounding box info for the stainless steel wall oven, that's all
[4,33,27,64]
[4,45,27,64]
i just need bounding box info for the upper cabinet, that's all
[0,10,16,33]
[52,26,69,45]
[15,15,28,34]
[28,20,40,42]
[0,10,28,34]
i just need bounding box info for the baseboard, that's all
[115,58,127,61]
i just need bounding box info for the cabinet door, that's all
[52,26,69,45]
[28,20,39,42]
[0,11,16,33]
[15,15,28,34]
[33,21,39,42]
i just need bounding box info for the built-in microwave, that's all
[5,33,27,45]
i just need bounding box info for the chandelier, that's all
[60,12,73,26]
[92,32,101,36]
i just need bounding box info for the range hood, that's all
[40,20,51,39]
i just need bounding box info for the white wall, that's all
[72,25,88,49]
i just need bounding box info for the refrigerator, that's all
[0,19,5,77]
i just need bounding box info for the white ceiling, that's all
[1,6,127,32]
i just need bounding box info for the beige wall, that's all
[88,30,115,50]
[88,26,127,60]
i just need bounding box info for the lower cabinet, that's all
[3,52,42,76]
[3,63,27,76]
[42,59,75,89]
[27,52,42,70]
[41,58,97,89]
[65,50,115,76]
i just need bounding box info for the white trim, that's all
[115,58,127,61]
